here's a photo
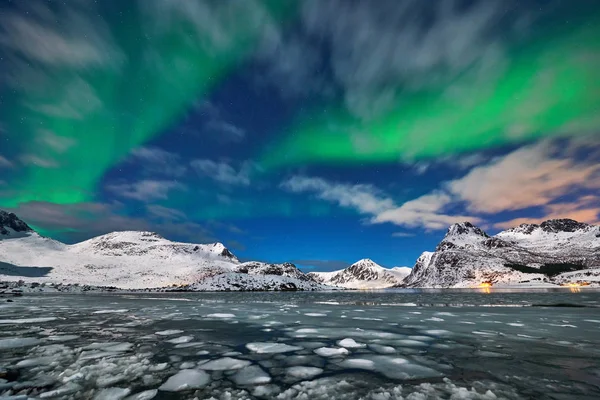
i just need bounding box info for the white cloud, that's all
[373,192,479,230]
[191,159,252,186]
[193,101,246,142]
[129,147,186,177]
[0,1,123,69]
[282,138,600,231]
[282,176,394,215]
[447,140,600,213]
[35,130,76,153]
[281,176,473,230]
[106,180,186,202]
[146,205,186,221]
[19,154,58,168]
[0,156,13,168]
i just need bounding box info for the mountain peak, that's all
[539,219,591,233]
[0,210,33,236]
[351,258,379,268]
[444,222,489,239]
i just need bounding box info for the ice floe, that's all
[159,369,210,392]
[246,342,302,354]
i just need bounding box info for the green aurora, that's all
[0,1,294,208]
[263,19,600,167]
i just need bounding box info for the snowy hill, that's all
[308,259,410,289]
[0,211,324,291]
[401,219,600,288]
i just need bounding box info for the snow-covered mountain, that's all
[0,210,32,237]
[0,211,324,291]
[308,259,411,289]
[401,219,600,288]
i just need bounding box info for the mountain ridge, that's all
[400,218,600,288]
[308,258,411,289]
[0,211,324,291]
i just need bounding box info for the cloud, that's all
[35,130,76,153]
[19,154,59,168]
[282,176,394,215]
[282,137,600,231]
[261,0,531,118]
[193,101,246,142]
[129,147,187,177]
[106,180,186,202]
[373,192,479,230]
[0,1,124,69]
[447,140,600,213]
[495,196,600,229]
[281,176,473,230]
[0,156,13,168]
[191,160,253,186]
[146,205,187,221]
[5,201,214,244]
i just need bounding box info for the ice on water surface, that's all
[1,290,600,399]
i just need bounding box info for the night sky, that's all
[1,0,599,271]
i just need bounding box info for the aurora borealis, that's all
[1,0,599,270]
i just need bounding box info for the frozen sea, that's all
[1,289,600,400]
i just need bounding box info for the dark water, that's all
[1,289,599,399]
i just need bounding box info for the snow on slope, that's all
[402,219,600,288]
[308,259,410,289]
[0,212,325,290]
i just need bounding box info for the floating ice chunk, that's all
[339,358,375,370]
[124,389,158,400]
[394,340,428,347]
[425,317,444,322]
[0,317,57,324]
[369,344,396,354]
[0,337,40,349]
[16,357,55,367]
[166,336,193,344]
[352,317,383,321]
[159,369,210,392]
[252,384,281,397]
[148,363,169,372]
[155,330,183,336]
[93,309,129,314]
[337,338,365,349]
[206,313,236,318]
[314,347,349,357]
[97,375,128,388]
[174,342,203,349]
[85,342,133,352]
[179,362,196,369]
[39,383,82,398]
[474,350,510,358]
[246,342,302,354]
[94,387,131,400]
[79,351,120,360]
[422,330,452,337]
[304,313,327,317]
[507,323,524,327]
[295,328,319,334]
[198,357,251,371]
[231,365,271,385]
[47,335,79,342]
[286,366,323,379]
